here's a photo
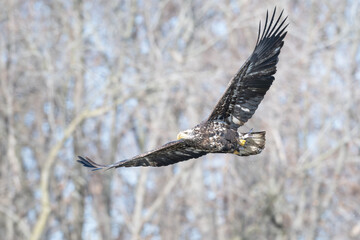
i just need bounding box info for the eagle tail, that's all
[240,131,266,156]
[77,156,116,171]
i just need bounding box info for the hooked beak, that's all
[177,131,191,140]
[177,132,186,140]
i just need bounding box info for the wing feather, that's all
[77,140,207,170]
[207,8,288,128]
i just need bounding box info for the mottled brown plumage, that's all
[77,8,288,170]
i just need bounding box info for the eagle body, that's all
[180,121,240,153]
[178,121,265,156]
[78,8,288,170]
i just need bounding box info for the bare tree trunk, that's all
[71,0,86,239]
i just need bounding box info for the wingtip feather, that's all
[77,156,110,171]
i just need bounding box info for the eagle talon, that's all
[239,139,246,146]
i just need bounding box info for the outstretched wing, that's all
[207,8,288,128]
[77,140,207,170]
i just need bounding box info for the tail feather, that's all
[240,131,266,156]
[77,156,115,171]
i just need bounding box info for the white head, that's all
[177,129,195,140]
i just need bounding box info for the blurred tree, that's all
[0,0,359,239]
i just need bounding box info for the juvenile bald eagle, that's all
[78,8,288,170]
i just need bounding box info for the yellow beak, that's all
[177,133,185,140]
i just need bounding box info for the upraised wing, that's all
[207,8,288,128]
[77,140,207,170]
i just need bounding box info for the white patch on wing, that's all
[232,116,241,124]
[240,106,250,112]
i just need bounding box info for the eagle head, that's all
[177,129,195,140]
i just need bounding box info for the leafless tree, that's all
[0,0,359,239]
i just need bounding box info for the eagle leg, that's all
[238,139,246,146]
[238,128,254,146]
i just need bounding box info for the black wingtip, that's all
[255,8,288,50]
[77,156,106,171]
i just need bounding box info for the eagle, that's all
[78,8,288,170]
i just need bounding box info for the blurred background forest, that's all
[1,0,360,239]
